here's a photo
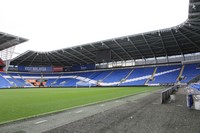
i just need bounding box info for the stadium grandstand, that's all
[0,0,199,88]
[1,0,200,132]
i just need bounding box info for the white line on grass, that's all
[75,110,83,113]
[35,120,48,124]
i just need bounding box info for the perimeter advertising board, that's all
[53,67,63,72]
[18,66,53,72]
[71,64,95,71]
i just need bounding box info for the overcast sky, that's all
[0,0,188,56]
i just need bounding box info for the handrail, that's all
[161,86,177,104]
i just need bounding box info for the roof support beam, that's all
[92,43,123,61]
[113,39,133,60]
[189,12,200,17]
[148,38,162,47]
[16,52,36,66]
[183,54,186,61]
[188,18,200,22]
[53,51,80,64]
[90,42,120,62]
[166,56,169,63]
[178,29,200,50]
[188,24,200,31]
[170,29,183,55]
[142,34,156,57]
[52,52,72,64]
[189,21,200,26]
[155,57,158,64]
[139,39,162,50]
[0,38,19,49]
[81,47,96,57]
[63,50,88,64]
[44,53,53,66]
[143,34,160,39]
[47,52,64,66]
[49,52,71,65]
[71,48,96,63]
[182,26,200,37]
[29,53,38,66]
[159,32,168,57]
[11,50,31,62]
[90,43,118,62]
[0,34,7,40]
[190,1,200,5]
[102,42,124,61]
[93,42,124,62]
[128,37,145,59]
[40,54,42,66]
[90,44,97,50]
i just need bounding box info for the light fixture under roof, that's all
[193,4,196,9]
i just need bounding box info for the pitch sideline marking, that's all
[75,110,83,113]
[35,120,48,124]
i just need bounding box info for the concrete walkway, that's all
[45,88,200,133]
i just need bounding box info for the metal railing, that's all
[161,86,177,104]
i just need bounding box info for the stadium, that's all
[1,0,200,132]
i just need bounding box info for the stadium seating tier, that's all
[0,63,200,88]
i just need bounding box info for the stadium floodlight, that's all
[193,5,196,9]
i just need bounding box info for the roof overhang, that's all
[0,32,28,51]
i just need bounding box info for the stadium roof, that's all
[10,0,200,66]
[0,32,27,51]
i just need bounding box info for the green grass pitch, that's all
[0,87,160,124]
